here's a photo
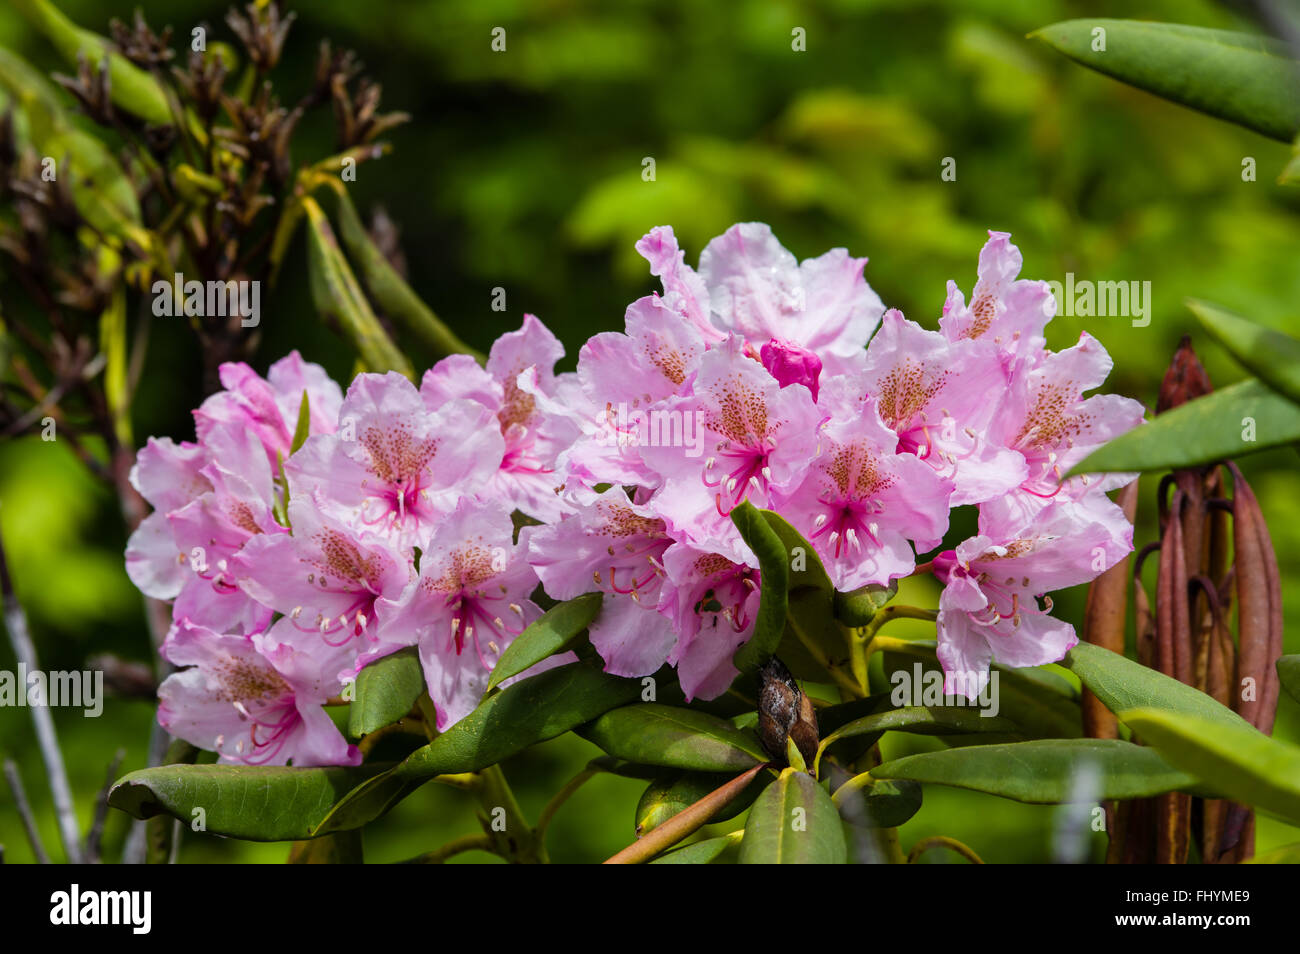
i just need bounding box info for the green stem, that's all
[400,833,497,864]
[536,767,598,847]
[908,835,985,865]
[478,764,545,863]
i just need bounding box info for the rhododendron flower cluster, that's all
[125,224,1143,767]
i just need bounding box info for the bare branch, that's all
[0,509,84,863]
[3,759,51,864]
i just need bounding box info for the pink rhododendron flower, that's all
[158,619,359,767]
[658,543,761,701]
[374,497,545,730]
[778,382,951,590]
[525,486,675,678]
[287,371,503,551]
[125,222,1145,765]
[421,315,581,521]
[932,490,1133,698]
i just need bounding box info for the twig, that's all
[3,759,51,864]
[604,762,767,864]
[85,749,126,863]
[535,766,597,847]
[0,513,84,863]
[398,833,497,864]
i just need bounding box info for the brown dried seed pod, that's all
[1229,465,1281,734]
[1082,479,1140,740]
[756,656,819,767]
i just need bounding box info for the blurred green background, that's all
[1,0,1298,863]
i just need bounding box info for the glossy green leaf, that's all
[1119,708,1300,826]
[578,703,765,772]
[1278,655,1300,706]
[332,186,484,362]
[814,706,1018,775]
[1191,300,1300,406]
[880,640,1082,740]
[635,770,765,835]
[834,580,898,626]
[1063,641,1254,731]
[739,767,847,863]
[303,197,413,378]
[348,647,424,738]
[835,777,923,829]
[13,0,173,126]
[1031,20,1300,142]
[730,501,789,673]
[872,739,1198,803]
[313,662,640,833]
[1069,379,1300,474]
[649,832,742,864]
[487,592,601,690]
[108,762,392,842]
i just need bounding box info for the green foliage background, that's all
[1,0,1297,863]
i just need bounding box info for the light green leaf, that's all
[578,703,765,772]
[1031,19,1300,142]
[332,187,484,362]
[649,832,742,864]
[348,647,424,738]
[1119,707,1300,826]
[872,738,1198,803]
[739,767,847,863]
[487,592,601,690]
[1063,642,1255,731]
[290,389,312,454]
[303,197,413,378]
[1191,300,1300,406]
[108,763,392,842]
[1069,379,1300,474]
[1278,655,1300,706]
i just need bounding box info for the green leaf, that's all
[739,767,847,863]
[837,777,923,829]
[107,763,392,842]
[288,830,363,863]
[1248,841,1300,863]
[1069,378,1300,475]
[729,501,788,672]
[578,703,766,772]
[1031,20,1300,142]
[635,771,765,835]
[1191,300,1300,406]
[332,187,484,362]
[290,389,312,453]
[834,580,898,626]
[872,739,1198,803]
[348,647,424,738]
[649,832,742,864]
[487,592,601,690]
[814,706,1018,776]
[13,0,173,126]
[1119,708,1300,826]
[313,662,640,834]
[1278,655,1300,706]
[1063,642,1255,731]
[880,639,1082,740]
[303,196,413,378]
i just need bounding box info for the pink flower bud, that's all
[759,338,822,401]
